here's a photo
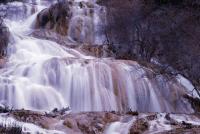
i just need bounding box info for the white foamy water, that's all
[177,74,200,98]
[68,0,106,44]
[0,114,64,134]
[105,113,200,134]
[105,116,135,134]
[0,0,196,114]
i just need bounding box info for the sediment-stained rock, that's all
[35,0,71,35]
[0,108,200,134]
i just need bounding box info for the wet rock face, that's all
[63,112,120,134]
[0,21,9,58]
[31,29,112,57]
[35,0,71,35]
[76,45,113,57]
[9,110,122,133]
[0,125,22,134]
[35,0,106,44]
[129,118,149,134]
[1,109,200,134]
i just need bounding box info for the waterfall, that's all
[0,0,195,114]
[68,0,106,44]
[105,116,135,134]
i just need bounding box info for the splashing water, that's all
[0,0,195,114]
[69,0,106,44]
[105,116,135,134]
[0,115,64,134]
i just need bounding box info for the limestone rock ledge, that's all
[0,108,200,134]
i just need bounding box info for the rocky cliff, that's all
[33,0,200,99]
[98,0,200,96]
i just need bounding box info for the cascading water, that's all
[0,0,196,114]
[68,0,106,44]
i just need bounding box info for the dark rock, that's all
[0,0,23,3]
[182,121,192,129]
[0,21,9,58]
[129,118,149,134]
[162,128,200,134]
[63,118,77,128]
[184,94,200,112]
[52,108,58,113]
[46,107,70,117]
[126,110,139,116]
[145,113,157,121]
[0,125,22,134]
[165,113,179,125]
[35,0,71,35]
[0,105,10,113]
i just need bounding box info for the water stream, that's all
[0,0,195,114]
